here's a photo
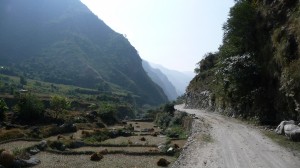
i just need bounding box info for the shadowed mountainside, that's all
[0,0,167,105]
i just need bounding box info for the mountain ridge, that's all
[142,60,178,101]
[0,0,168,105]
[149,62,194,95]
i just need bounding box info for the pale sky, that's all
[80,0,235,72]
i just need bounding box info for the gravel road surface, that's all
[173,104,300,168]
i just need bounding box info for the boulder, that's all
[16,157,41,167]
[157,158,170,167]
[0,150,15,167]
[167,147,175,154]
[28,147,40,155]
[275,120,295,135]
[90,153,103,161]
[140,137,146,141]
[284,124,300,141]
[36,140,47,150]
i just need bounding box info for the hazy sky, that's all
[80,0,235,72]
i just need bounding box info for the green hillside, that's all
[0,0,167,106]
[186,0,300,124]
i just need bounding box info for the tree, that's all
[220,0,256,58]
[17,94,44,122]
[0,99,8,120]
[50,95,70,119]
[194,52,218,74]
[163,103,175,116]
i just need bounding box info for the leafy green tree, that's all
[17,94,44,122]
[50,95,70,119]
[0,99,8,120]
[194,52,218,74]
[220,0,256,58]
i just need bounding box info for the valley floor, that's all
[173,104,300,168]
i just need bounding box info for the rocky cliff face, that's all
[185,0,300,123]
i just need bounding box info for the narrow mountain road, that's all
[172,104,300,168]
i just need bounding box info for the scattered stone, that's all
[99,149,108,155]
[28,147,40,155]
[158,144,166,150]
[167,147,175,154]
[16,157,41,167]
[90,153,103,161]
[0,150,15,167]
[157,158,170,167]
[36,140,47,150]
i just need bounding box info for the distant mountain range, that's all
[149,63,194,96]
[142,60,178,101]
[0,0,168,105]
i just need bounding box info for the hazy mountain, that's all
[142,60,178,101]
[149,63,194,95]
[0,0,167,105]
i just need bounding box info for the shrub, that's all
[0,99,8,121]
[16,94,44,122]
[155,112,172,129]
[98,103,118,125]
[50,95,70,119]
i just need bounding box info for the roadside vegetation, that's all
[186,0,300,125]
[263,130,300,152]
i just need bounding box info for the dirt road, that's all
[173,104,300,168]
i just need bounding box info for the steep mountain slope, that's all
[150,63,194,95]
[0,0,167,105]
[186,0,300,124]
[142,60,178,101]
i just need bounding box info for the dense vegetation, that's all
[0,0,167,106]
[186,0,300,124]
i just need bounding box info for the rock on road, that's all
[173,104,300,168]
